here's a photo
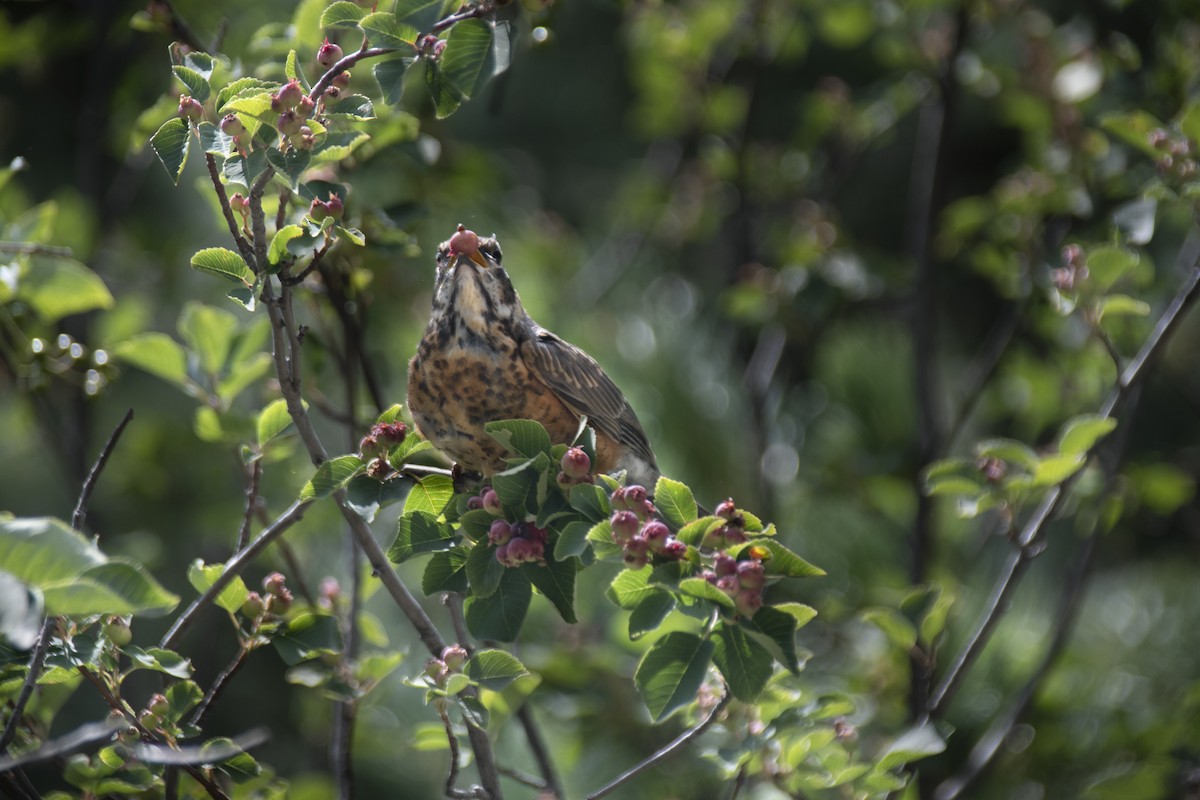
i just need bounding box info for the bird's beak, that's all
[452,250,490,269]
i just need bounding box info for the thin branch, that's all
[944,301,1024,451]
[188,645,252,728]
[0,241,74,258]
[437,702,486,800]
[516,703,563,799]
[445,592,471,649]
[275,536,318,609]
[0,618,55,754]
[205,153,257,269]
[249,166,275,271]
[280,239,332,286]
[497,765,546,789]
[309,45,401,103]
[236,458,262,551]
[72,408,134,531]
[161,499,309,651]
[929,253,1200,716]
[586,688,732,799]
[154,0,209,53]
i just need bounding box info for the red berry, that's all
[488,519,513,546]
[219,113,243,136]
[494,542,510,565]
[325,195,344,220]
[610,510,639,544]
[716,575,740,595]
[506,536,533,565]
[177,94,203,122]
[736,560,765,589]
[467,495,484,510]
[372,421,407,445]
[622,535,649,569]
[561,447,591,479]
[359,433,381,459]
[624,485,649,506]
[298,95,316,117]
[448,224,480,257]
[263,572,287,595]
[432,39,447,58]
[277,109,303,136]
[735,589,764,618]
[317,38,343,69]
[714,497,737,520]
[661,538,687,560]
[275,80,304,110]
[268,587,293,615]
[642,520,670,551]
[482,488,502,516]
[723,525,747,545]
[714,553,738,577]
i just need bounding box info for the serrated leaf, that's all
[743,602,813,673]
[345,474,411,522]
[679,577,736,610]
[181,50,214,79]
[395,0,445,25]
[629,591,675,640]
[1057,414,1118,457]
[222,149,268,190]
[424,59,465,119]
[422,546,470,595]
[321,0,367,28]
[266,147,311,191]
[217,78,277,110]
[464,568,531,641]
[522,556,577,623]
[325,93,374,121]
[299,454,365,501]
[111,333,189,388]
[465,649,528,691]
[389,511,456,562]
[17,257,114,323]
[676,516,723,547]
[173,65,210,103]
[712,622,774,701]
[284,50,310,90]
[466,539,505,598]
[269,225,305,265]
[190,247,254,285]
[125,647,193,678]
[654,477,697,528]
[359,12,419,48]
[635,631,714,722]
[606,565,655,610]
[256,398,294,447]
[165,681,204,721]
[197,121,233,157]
[313,130,370,162]
[186,560,249,615]
[553,521,592,560]
[374,58,410,105]
[731,539,825,578]
[568,482,609,522]
[484,419,552,458]
[273,612,342,666]
[403,474,454,516]
[442,18,491,94]
[150,117,191,184]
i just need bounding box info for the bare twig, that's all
[516,704,563,799]
[236,458,262,551]
[497,764,547,789]
[0,618,55,754]
[929,254,1200,716]
[309,45,400,103]
[72,408,134,531]
[437,702,487,799]
[205,153,256,269]
[188,645,252,728]
[160,499,309,650]
[0,241,74,258]
[586,688,732,799]
[280,239,332,286]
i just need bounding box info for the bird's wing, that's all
[520,327,658,469]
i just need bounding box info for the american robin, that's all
[407,225,660,488]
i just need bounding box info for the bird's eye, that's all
[435,249,450,268]
[480,241,502,264]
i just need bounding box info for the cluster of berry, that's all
[609,486,687,568]
[1051,243,1089,292]
[241,571,295,622]
[1148,127,1198,180]
[359,421,409,478]
[488,519,549,567]
[424,644,469,688]
[700,551,766,618]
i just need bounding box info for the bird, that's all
[406,225,660,488]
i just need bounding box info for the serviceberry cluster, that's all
[556,446,595,490]
[424,644,469,688]
[703,497,750,549]
[489,519,548,567]
[701,551,767,618]
[360,421,408,478]
[310,194,345,222]
[609,485,687,568]
[270,79,317,149]
[1051,243,1089,292]
[241,571,294,624]
[1148,127,1198,180]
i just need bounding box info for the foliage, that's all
[3,0,1200,799]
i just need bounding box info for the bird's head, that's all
[429,225,524,340]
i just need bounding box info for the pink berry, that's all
[661,538,687,560]
[714,497,737,520]
[735,589,764,618]
[275,80,304,110]
[268,587,293,614]
[263,572,287,595]
[448,224,480,257]
[467,495,484,511]
[736,560,765,589]
[494,542,510,565]
[310,198,330,222]
[642,520,670,551]
[317,38,343,69]
[441,644,468,671]
[611,510,640,543]
[716,575,740,595]
[276,109,303,136]
[561,447,591,479]
[714,553,738,577]
[482,488,502,516]
[177,94,203,122]
[623,485,648,506]
[219,113,243,136]
[623,535,649,568]
[506,536,533,564]
[325,195,344,220]
[230,192,248,215]
[332,70,351,89]
[432,39,447,58]
[488,519,513,546]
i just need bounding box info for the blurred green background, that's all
[4,0,1200,797]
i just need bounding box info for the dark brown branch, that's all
[160,499,309,650]
[309,45,401,103]
[280,239,332,286]
[586,688,732,799]
[516,703,563,799]
[437,702,486,799]
[929,254,1200,716]
[236,458,261,551]
[188,645,252,728]
[0,618,55,754]
[205,153,257,270]
[72,408,134,531]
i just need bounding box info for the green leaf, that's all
[374,58,410,105]
[629,591,675,640]
[180,50,215,79]
[1096,293,1151,320]
[359,12,419,48]
[42,560,179,617]
[465,649,529,691]
[321,0,367,28]
[111,333,189,388]
[190,247,254,286]
[1087,246,1140,291]
[553,521,592,560]
[268,225,305,265]
[388,433,434,467]
[635,631,715,722]
[178,302,237,376]
[197,121,233,157]
[222,149,268,190]
[712,622,774,702]
[256,398,295,447]
[266,147,312,191]
[216,77,277,109]
[395,0,445,26]
[862,607,918,651]
[464,568,531,641]
[284,50,310,90]
[606,565,655,610]
[273,612,343,666]
[172,65,210,103]
[876,723,946,771]
[568,482,610,522]
[441,18,491,97]
[334,225,366,246]
[1057,414,1118,457]
[313,131,371,163]
[679,577,736,610]
[1099,110,1165,157]
[325,94,375,121]
[217,352,272,401]
[974,438,1040,470]
[424,59,466,119]
[344,475,410,522]
[165,681,204,721]
[187,559,249,615]
[124,647,193,679]
[484,419,552,459]
[389,511,456,562]
[522,557,577,623]
[299,454,365,501]
[150,117,190,184]
[654,477,697,528]
[16,257,114,323]
[731,539,825,578]
[1031,453,1086,486]
[0,517,105,585]
[422,546,470,595]
[742,602,814,673]
[403,474,454,516]
[466,539,505,598]
[676,516,723,547]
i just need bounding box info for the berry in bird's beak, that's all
[448,224,487,268]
